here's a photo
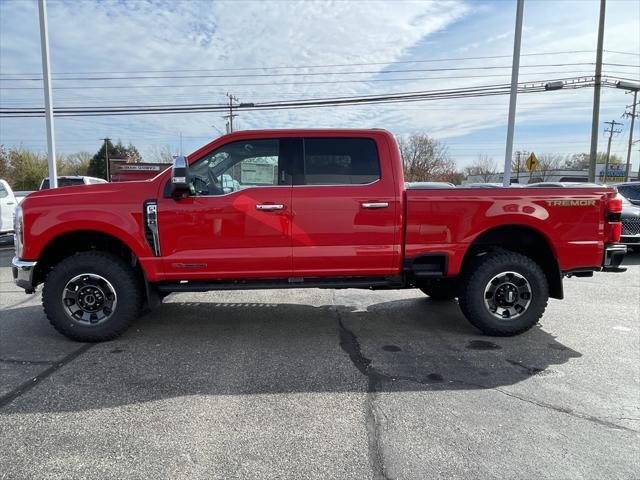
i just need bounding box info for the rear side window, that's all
[0,183,7,198]
[303,138,380,185]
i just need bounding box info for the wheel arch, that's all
[33,230,146,294]
[460,224,563,299]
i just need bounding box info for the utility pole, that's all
[101,138,111,181]
[38,0,57,189]
[223,93,238,133]
[503,0,525,187]
[602,120,622,184]
[588,0,607,183]
[623,91,638,182]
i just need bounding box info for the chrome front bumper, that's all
[12,257,37,293]
[602,245,627,273]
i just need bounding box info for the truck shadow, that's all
[2,297,581,413]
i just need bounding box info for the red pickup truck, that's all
[12,129,626,342]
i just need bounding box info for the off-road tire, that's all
[419,278,458,301]
[458,250,548,336]
[43,251,142,342]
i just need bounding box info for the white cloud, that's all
[0,0,638,170]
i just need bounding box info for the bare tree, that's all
[65,151,92,176]
[536,153,563,181]
[464,154,498,182]
[397,134,456,182]
[150,145,178,163]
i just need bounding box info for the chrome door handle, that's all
[256,204,284,211]
[362,202,389,209]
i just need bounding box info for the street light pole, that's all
[623,90,638,182]
[503,0,525,187]
[588,0,607,183]
[38,0,57,189]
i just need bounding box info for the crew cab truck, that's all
[12,129,627,342]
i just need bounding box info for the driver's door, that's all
[157,138,293,280]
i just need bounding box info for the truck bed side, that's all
[404,186,617,277]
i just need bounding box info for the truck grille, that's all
[622,218,640,235]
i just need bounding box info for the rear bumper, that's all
[12,257,37,293]
[602,244,627,272]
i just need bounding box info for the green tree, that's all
[0,145,12,184]
[9,147,49,190]
[87,140,142,179]
[564,152,622,169]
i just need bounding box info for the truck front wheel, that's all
[43,252,142,342]
[458,251,549,336]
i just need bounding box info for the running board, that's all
[156,276,404,293]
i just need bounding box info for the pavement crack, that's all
[334,297,392,480]
[490,387,639,433]
[0,343,93,409]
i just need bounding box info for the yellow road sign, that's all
[526,152,538,172]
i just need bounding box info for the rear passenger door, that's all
[291,136,399,277]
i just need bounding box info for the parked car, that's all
[39,176,108,190]
[620,193,640,251]
[12,129,626,342]
[0,179,18,235]
[526,182,602,188]
[613,181,640,206]
[461,182,524,188]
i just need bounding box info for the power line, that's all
[0,71,617,91]
[1,77,603,118]
[0,50,601,76]
[0,62,611,82]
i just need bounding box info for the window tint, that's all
[0,183,7,198]
[188,139,281,196]
[41,178,85,189]
[618,184,640,200]
[303,138,380,185]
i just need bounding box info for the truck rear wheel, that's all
[458,250,549,336]
[43,251,142,342]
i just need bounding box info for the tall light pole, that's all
[503,0,525,187]
[617,81,640,182]
[38,0,57,188]
[588,0,607,183]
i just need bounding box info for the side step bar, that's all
[156,276,404,293]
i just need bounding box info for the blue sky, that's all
[0,0,638,170]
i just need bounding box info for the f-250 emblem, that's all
[545,199,596,207]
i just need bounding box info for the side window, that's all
[188,139,281,196]
[0,183,7,199]
[303,138,380,185]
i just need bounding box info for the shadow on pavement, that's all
[2,296,581,413]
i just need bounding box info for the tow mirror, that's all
[171,156,190,198]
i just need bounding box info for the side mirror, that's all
[171,156,190,198]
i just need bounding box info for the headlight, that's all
[14,205,23,258]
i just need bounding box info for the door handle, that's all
[256,204,284,211]
[6,202,14,205]
[361,202,389,209]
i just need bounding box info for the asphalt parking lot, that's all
[1,239,638,480]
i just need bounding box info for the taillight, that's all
[606,195,623,243]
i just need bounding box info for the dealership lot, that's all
[0,244,638,480]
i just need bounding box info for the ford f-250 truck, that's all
[12,129,627,342]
